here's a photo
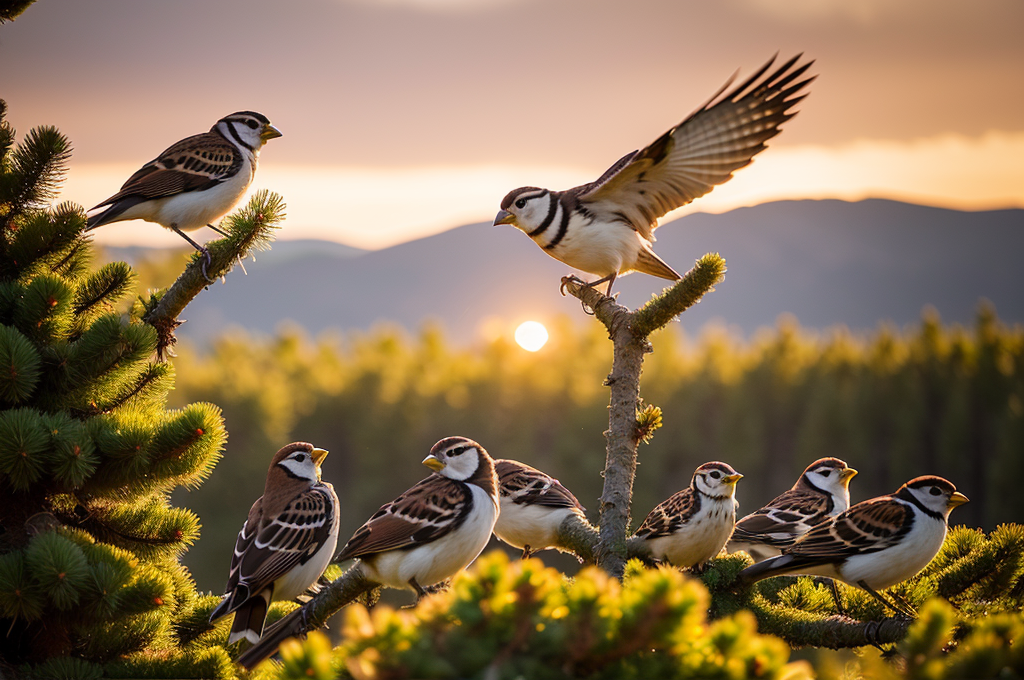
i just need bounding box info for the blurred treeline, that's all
[169,306,1024,593]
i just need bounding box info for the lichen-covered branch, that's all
[236,562,378,670]
[631,253,726,336]
[559,256,726,578]
[745,591,912,648]
[141,190,284,357]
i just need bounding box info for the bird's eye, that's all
[930,487,942,496]
[294,453,307,463]
[821,470,831,477]
[246,120,259,130]
[710,471,721,479]
[450,446,468,457]
[515,199,527,209]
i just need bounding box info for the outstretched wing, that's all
[210,484,337,620]
[91,131,243,208]
[335,475,471,561]
[634,487,700,539]
[496,459,585,511]
[576,54,814,240]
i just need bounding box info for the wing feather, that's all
[634,487,700,539]
[577,54,814,240]
[335,476,471,560]
[786,497,914,561]
[91,131,243,208]
[495,460,584,511]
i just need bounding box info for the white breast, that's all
[494,501,577,552]
[363,485,498,591]
[838,512,948,590]
[543,214,648,278]
[646,498,736,568]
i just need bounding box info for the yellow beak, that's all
[493,209,517,227]
[948,491,969,508]
[422,455,445,472]
[311,448,329,465]
[841,467,859,484]
[723,473,743,485]
[261,124,283,141]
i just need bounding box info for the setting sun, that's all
[514,321,549,352]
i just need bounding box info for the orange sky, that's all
[4,0,1022,249]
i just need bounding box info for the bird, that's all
[633,462,742,568]
[209,442,339,646]
[493,459,587,559]
[493,54,814,295]
[728,457,858,562]
[738,475,968,617]
[333,436,499,599]
[86,111,282,278]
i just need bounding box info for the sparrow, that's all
[738,476,968,617]
[86,111,281,277]
[633,462,742,568]
[209,442,339,645]
[333,437,499,598]
[493,54,814,295]
[493,459,587,559]
[728,457,857,562]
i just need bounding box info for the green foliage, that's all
[270,551,811,680]
[741,524,1024,655]
[0,101,236,676]
[168,309,1024,594]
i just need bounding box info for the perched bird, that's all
[493,54,813,295]
[209,443,339,645]
[333,437,499,598]
[633,462,742,568]
[728,457,857,562]
[86,111,282,277]
[493,459,587,558]
[738,476,968,617]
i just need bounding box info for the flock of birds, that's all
[78,53,967,648]
[207,439,967,648]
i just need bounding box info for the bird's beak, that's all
[723,473,743,485]
[422,455,445,472]
[948,491,969,508]
[261,124,283,141]
[493,209,516,227]
[311,448,329,466]
[841,468,859,484]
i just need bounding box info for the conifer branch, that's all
[141,191,284,358]
[559,255,726,578]
[236,563,378,670]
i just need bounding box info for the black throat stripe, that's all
[543,196,573,250]
[528,194,558,238]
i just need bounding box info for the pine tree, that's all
[0,99,283,678]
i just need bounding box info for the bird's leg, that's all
[857,580,915,619]
[207,222,251,274]
[822,577,846,616]
[171,226,215,282]
[888,590,918,617]
[408,577,429,601]
[521,545,533,560]
[559,274,589,296]
[584,273,616,297]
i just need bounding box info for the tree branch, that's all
[559,255,726,578]
[236,562,378,670]
[141,190,284,358]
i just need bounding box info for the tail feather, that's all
[85,197,143,231]
[633,247,681,281]
[236,605,306,669]
[738,553,833,587]
[228,590,270,646]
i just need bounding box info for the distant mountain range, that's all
[106,199,1024,343]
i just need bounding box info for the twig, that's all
[559,255,726,578]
